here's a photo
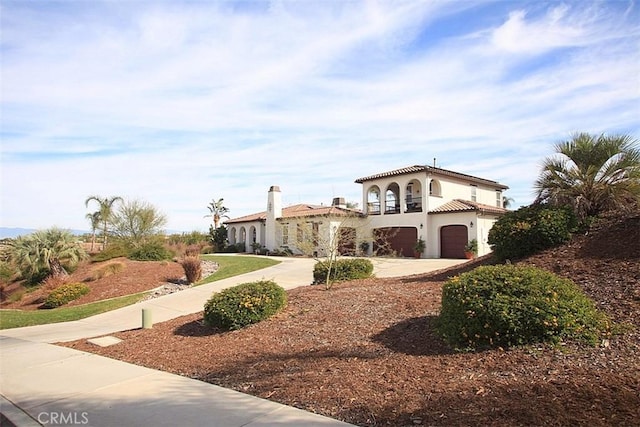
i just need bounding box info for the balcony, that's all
[405,202,423,213]
[385,199,401,214]
[405,195,423,213]
[367,202,381,215]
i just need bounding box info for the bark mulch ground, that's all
[61,210,640,426]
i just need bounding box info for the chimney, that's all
[332,197,347,209]
[265,186,282,250]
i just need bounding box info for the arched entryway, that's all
[440,225,468,258]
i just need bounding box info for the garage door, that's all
[440,225,468,259]
[374,227,418,257]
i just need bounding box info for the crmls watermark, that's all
[37,411,89,425]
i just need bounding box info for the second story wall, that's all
[360,168,505,216]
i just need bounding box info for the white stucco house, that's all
[225,165,509,259]
[225,186,363,256]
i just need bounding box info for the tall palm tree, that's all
[85,211,101,252]
[534,132,640,220]
[502,196,515,209]
[9,228,88,280]
[85,195,123,249]
[204,198,230,229]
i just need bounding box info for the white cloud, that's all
[1,0,638,232]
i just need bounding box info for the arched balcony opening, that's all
[367,186,381,215]
[405,179,423,212]
[385,182,400,214]
[239,227,247,252]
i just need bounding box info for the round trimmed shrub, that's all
[313,258,374,285]
[42,282,90,309]
[488,205,577,260]
[204,280,287,330]
[437,265,609,349]
[129,242,174,261]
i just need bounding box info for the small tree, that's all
[85,211,101,252]
[204,198,230,229]
[291,212,374,289]
[209,224,228,252]
[109,199,168,248]
[502,196,515,209]
[85,195,123,249]
[8,228,88,281]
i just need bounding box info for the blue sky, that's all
[1,0,639,233]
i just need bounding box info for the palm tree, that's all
[502,196,515,209]
[85,211,101,252]
[9,228,88,280]
[534,132,640,220]
[85,195,123,249]
[204,198,230,229]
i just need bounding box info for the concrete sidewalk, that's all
[1,256,465,426]
[0,336,354,427]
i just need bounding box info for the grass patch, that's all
[0,255,280,330]
[197,255,280,285]
[0,293,146,330]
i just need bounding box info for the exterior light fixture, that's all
[470,221,474,228]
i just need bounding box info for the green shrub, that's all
[313,258,374,285]
[437,265,609,350]
[0,261,16,282]
[488,205,577,260]
[42,282,90,309]
[203,280,287,330]
[129,242,174,261]
[91,244,129,262]
[222,243,247,253]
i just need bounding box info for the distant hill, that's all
[0,227,89,239]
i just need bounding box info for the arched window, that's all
[429,179,441,197]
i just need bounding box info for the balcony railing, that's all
[405,202,423,213]
[385,203,401,214]
[367,202,381,215]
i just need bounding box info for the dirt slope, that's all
[62,209,640,426]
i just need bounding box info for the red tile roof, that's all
[429,199,508,215]
[355,165,509,189]
[225,204,362,224]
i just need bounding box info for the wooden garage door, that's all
[374,227,418,257]
[440,225,468,259]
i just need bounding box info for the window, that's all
[470,185,477,202]
[312,222,319,246]
[282,223,289,245]
[496,191,502,207]
[429,179,441,196]
[297,223,303,242]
